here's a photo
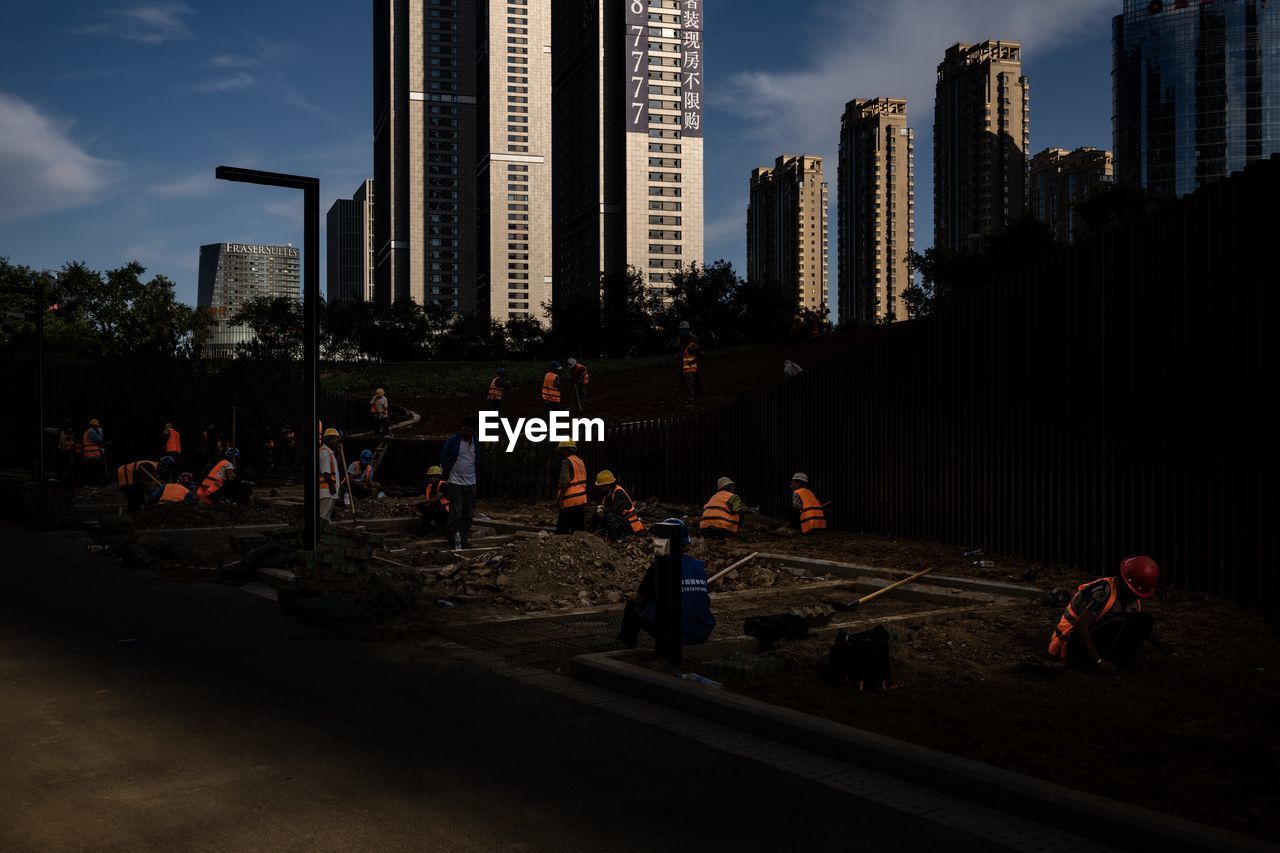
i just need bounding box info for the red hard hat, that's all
[1119,555,1159,599]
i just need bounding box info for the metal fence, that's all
[585,156,1278,611]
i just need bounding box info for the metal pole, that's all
[304,180,319,552]
[35,279,45,483]
[651,522,684,666]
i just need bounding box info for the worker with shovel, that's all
[788,472,827,534]
[567,357,590,413]
[1047,556,1173,673]
[618,518,715,649]
[591,469,644,541]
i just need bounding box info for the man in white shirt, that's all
[318,428,342,523]
[440,417,479,549]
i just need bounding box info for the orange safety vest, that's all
[423,480,450,511]
[318,446,339,497]
[605,484,644,534]
[559,455,587,509]
[681,343,699,374]
[198,459,233,501]
[164,427,182,454]
[81,429,103,459]
[116,460,157,487]
[700,489,740,534]
[794,487,826,533]
[57,430,75,452]
[487,377,505,401]
[542,371,561,404]
[159,483,191,504]
[572,363,590,386]
[1047,577,1141,659]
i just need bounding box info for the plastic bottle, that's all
[678,672,723,689]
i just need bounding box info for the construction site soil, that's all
[665,590,1280,841]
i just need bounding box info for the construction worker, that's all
[346,449,377,500]
[440,416,480,549]
[788,472,826,534]
[79,418,106,484]
[679,336,702,405]
[370,387,390,438]
[555,440,588,534]
[417,465,451,534]
[592,470,644,541]
[197,448,240,504]
[1048,556,1172,672]
[116,458,160,514]
[162,422,182,459]
[318,429,341,523]
[201,423,223,470]
[701,476,747,539]
[486,368,508,414]
[567,358,590,412]
[618,518,716,649]
[155,472,196,504]
[542,361,563,416]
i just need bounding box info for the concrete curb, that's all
[754,552,1047,600]
[570,651,1276,853]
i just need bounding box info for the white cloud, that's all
[76,2,193,45]
[192,72,256,93]
[0,91,115,224]
[718,0,1115,156]
[147,171,219,197]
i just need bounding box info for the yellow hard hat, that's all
[427,465,443,476]
[375,388,385,396]
[595,470,616,486]
[558,440,577,450]
[717,476,735,491]
[323,428,340,439]
[89,418,101,427]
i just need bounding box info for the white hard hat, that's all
[567,357,577,367]
[791,472,809,483]
[716,476,735,491]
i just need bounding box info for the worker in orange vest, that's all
[116,458,160,514]
[417,464,451,534]
[197,448,240,504]
[1047,556,1173,672]
[154,472,196,504]
[486,368,508,414]
[554,440,588,534]
[79,418,107,484]
[541,361,563,416]
[318,429,341,523]
[567,358,590,412]
[370,387,390,438]
[679,337,701,406]
[788,472,826,534]
[700,476,748,539]
[592,470,644,541]
[162,422,182,459]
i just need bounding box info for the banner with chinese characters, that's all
[680,0,703,138]
[626,0,649,134]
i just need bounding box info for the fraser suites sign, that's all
[225,244,299,257]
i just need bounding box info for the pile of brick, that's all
[282,526,424,622]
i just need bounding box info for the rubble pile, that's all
[133,499,301,529]
[283,526,428,622]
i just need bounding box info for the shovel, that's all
[826,567,933,611]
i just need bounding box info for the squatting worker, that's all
[592,469,644,542]
[417,465,450,535]
[700,476,746,539]
[554,440,588,534]
[441,416,480,550]
[788,472,826,534]
[318,429,341,522]
[1047,556,1173,673]
[618,518,715,648]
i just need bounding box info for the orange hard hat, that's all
[1119,555,1159,599]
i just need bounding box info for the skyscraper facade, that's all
[934,41,1030,253]
[1113,0,1280,196]
[197,243,300,358]
[1028,147,1113,243]
[837,98,915,325]
[373,0,478,311]
[476,0,552,322]
[746,155,828,312]
[326,197,359,303]
[551,0,705,312]
[353,179,376,302]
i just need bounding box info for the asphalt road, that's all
[0,521,991,852]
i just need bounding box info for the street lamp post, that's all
[2,279,47,483]
[215,166,320,552]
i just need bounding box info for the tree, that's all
[1072,182,1174,243]
[503,315,548,360]
[734,275,798,345]
[599,266,662,357]
[662,260,741,350]
[231,295,304,360]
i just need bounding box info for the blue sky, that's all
[0,0,1117,307]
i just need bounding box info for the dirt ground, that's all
[668,590,1280,841]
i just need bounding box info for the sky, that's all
[0,0,1118,308]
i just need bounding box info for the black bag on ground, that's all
[828,625,893,688]
[743,613,810,649]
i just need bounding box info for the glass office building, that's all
[1113,0,1280,196]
